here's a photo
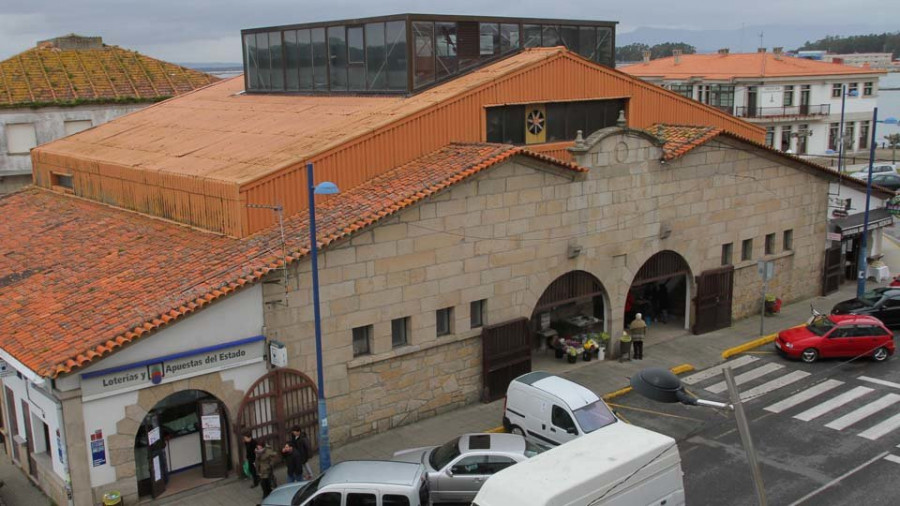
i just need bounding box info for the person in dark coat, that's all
[290,425,313,479]
[282,442,306,483]
[242,431,260,488]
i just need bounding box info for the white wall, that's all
[2,374,67,480]
[81,390,138,486]
[0,103,147,177]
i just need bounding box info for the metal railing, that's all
[734,104,830,118]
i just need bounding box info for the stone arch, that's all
[625,249,695,332]
[106,372,245,492]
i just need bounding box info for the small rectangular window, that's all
[721,243,733,266]
[864,81,873,96]
[742,238,753,261]
[51,173,74,191]
[848,82,858,97]
[783,229,793,251]
[765,233,775,255]
[352,325,372,357]
[436,307,453,337]
[392,317,409,348]
[6,123,38,154]
[471,299,486,328]
[765,127,775,147]
[783,85,794,106]
[347,493,377,506]
[832,83,842,98]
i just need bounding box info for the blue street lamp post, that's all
[307,161,339,471]
[857,109,899,298]
[837,85,858,173]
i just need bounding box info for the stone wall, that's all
[263,128,831,446]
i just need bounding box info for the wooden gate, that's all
[236,369,318,460]
[482,318,532,403]
[693,266,734,335]
[822,244,843,295]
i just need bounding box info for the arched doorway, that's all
[134,390,230,499]
[627,250,693,332]
[235,369,319,462]
[530,270,608,358]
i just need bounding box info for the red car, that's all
[774,314,895,363]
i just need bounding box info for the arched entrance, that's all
[134,390,230,499]
[530,270,608,360]
[627,250,693,333]
[235,369,319,461]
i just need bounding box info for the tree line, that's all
[798,33,900,58]
[615,43,696,63]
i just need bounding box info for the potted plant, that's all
[566,346,579,363]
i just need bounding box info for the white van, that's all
[473,422,685,506]
[503,371,618,448]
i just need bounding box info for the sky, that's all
[0,0,895,63]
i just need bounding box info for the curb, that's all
[485,363,696,433]
[721,323,806,359]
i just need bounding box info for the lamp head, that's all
[883,117,899,125]
[630,368,696,405]
[314,182,340,195]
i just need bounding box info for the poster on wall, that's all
[203,428,222,441]
[153,456,161,480]
[201,415,221,430]
[148,427,160,446]
[90,430,106,467]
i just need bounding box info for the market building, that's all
[0,34,218,194]
[621,48,886,158]
[0,14,894,505]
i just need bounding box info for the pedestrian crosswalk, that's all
[683,356,900,443]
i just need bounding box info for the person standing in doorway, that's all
[290,425,314,480]
[242,431,260,488]
[255,440,280,500]
[630,312,647,360]
[618,330,632,362]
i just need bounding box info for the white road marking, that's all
[705,362,784,394]
[858,376,900,390]
[885,455,900,465]
[825,393,900,430]
[681,355,759,385]
[793,386,874,421]
[859,412,900,440]
[740,370,811,402]
[787,452,889,506]
[765,379,844,413]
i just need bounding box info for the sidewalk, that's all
[166,274,883,506]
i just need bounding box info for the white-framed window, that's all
[6,123,37,154]
[63,119,92,136]
[832,83,842,98]
[863,81,874,96]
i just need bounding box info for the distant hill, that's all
[617,24,897,54]
[178,62,243,72]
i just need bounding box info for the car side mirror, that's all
[446,468,454,477]
[566,427,577,435]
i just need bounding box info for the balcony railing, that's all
[734,104,831,118]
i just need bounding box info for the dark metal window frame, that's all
[352,325,373,357]
[391,317,410,348]
[436,307,453,337]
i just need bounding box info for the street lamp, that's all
[857,109,899,298]
[307,161,339,472]
[631,367,767,506]
[836,85,858,174]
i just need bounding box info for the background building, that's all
[0,34,218,193]
[621,48,886,159]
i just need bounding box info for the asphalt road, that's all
[612,348,900,506]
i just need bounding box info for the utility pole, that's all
[724,368,768,506]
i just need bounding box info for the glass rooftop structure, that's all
[241,14,617,95]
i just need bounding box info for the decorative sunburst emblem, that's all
[526,109,545,135]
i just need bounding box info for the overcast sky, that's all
[1,0,895,63]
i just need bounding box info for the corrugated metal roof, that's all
[621,52,886,80]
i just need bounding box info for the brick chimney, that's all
[758,47,767,53]
[642,50,651,64]
[773,47,783,60]
[673,49,682,65]
[718,48,729,56]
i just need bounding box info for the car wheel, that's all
[873,347,889,362]
[801,348,818,363]
[510,425,525,436]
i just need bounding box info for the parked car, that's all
[392,433,543,503]
[774,313,894,363]
[832,287,900,328]
[851,163,897,179]
[261,460,430,506]
[503,371,618,448]
[871,173,900,191]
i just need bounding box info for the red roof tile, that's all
[621,52,885,80]
[0,143,581,378]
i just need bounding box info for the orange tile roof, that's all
[0,39,218,107]
[622,52,885,80]
[0,143,581,378]
[649,123,895,198]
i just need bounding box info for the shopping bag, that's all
[242,460,252,479]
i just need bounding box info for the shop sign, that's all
[81,336,265,401]
[90,429,106,467]
[888,196,900,216]
[148,427,160,446]
[827,232,842,241]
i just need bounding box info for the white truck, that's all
[472,421,685,506]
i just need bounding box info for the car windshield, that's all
[859,289,888,306]
[291,475,323,506]
[807,315,836,336]
[523,440,546,458]
[429,437,461,470]
[573,400,617,433]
